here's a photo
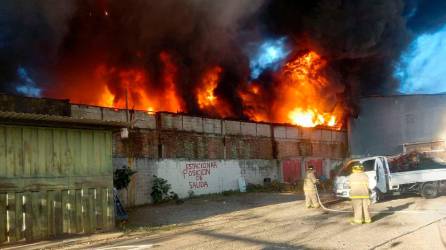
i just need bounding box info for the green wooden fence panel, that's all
[0,125,114,244]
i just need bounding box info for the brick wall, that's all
[108,112,348,206]
[225,136,273,159]
[113,129,158,158]
[113,129,276,160]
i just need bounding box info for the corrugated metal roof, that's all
[0,111,128,127]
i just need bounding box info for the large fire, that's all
[240,51,343,128]
[196,66,233,117]
[56,52,185,113]
[48,50,343,128]
[276,51,342,128]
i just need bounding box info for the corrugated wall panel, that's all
[53,129,63,176]
[0,126,112,178]
[94,131,104,174]
[0,127,6,177]
[80,131,89,175]
[68,130,81,176]
[104,132,112,174]
[23,127,36,177]
[6,127,23,177]
[85,131,95,173]
[39,128,53,177]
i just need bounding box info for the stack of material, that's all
[388,151,446,173]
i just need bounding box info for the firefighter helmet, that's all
[352,163,364,172]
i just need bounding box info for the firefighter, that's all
[303,165,320,208]
[348,163,371,224]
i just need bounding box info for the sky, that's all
[249,37,290,79]
[396,24,446,94]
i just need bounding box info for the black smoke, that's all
[263,0,446,115]
[0,0,446,118]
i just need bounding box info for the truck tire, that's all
[371,189,383,203]
[376,190,384,202]
[421,182,438,199]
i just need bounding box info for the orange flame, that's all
[197,67,221,108]
[159,52,183,112]
[86,52,184,113]
[196,66,233,117]
[288,108,338,128]
[240,50,344,128]
[46,49,342,129]
[238,83,270,122]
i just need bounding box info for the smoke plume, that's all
[0,0,446,122]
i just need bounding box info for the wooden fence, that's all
[0,125,114,244]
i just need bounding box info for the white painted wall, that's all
[156,160,242,198]
[113,158,279,206]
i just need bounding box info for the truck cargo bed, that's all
[390,168,446,187]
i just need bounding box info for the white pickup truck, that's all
[334,155,446,202]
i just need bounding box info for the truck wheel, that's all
[376,190,384,202]
[371,189,382,203]
[421,183,438,199]
[375,189,385,203]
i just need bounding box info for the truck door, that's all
[380,157,391,191]
[375,158,388,193]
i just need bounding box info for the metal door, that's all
[306,159,323,177]
[282,159,301,183]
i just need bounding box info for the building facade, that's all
[348,94,446,157]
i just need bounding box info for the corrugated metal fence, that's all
[0,125,114,244]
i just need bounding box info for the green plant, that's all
[114,166,137,190]
[151,175,179,204]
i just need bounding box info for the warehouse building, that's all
[74,106,347,206]
[0,93,347,243]
[348,94,446,157]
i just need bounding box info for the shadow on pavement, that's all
[197,229,309,250]
[372,202,414,222]
[127,192,322,227]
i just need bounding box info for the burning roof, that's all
[1,1,446,129]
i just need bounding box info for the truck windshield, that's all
[338,159,375,176]
[363,159,375,172]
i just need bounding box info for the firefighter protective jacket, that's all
[348,172,370,199]
[303,170,317,192]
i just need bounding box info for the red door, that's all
[282,159,301,183]
[306,159,323,177]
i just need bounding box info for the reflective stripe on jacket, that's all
[303,171,317,192]
[348,172,369,199]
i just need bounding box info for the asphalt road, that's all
[8,193,446,250]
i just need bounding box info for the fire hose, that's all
[314,185,446,215]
